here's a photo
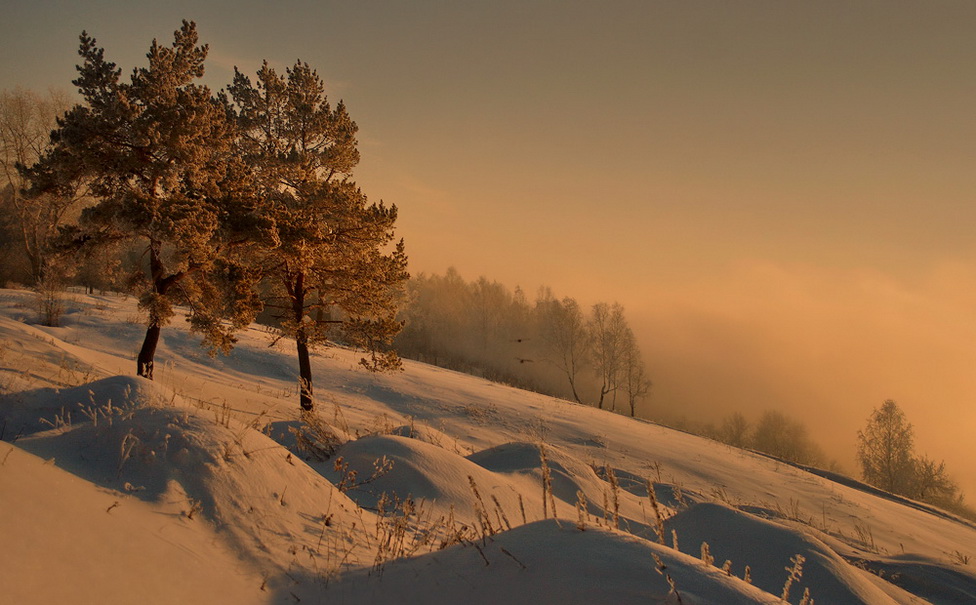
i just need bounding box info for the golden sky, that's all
[3,1,975,494]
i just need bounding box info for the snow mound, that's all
[664,502,898,604]
[326,434,533,526]
[468,440,610,503]
[0,445,264,605]
[386,422,458,448]
[0,375,179,437]
[10,375,378,587]
[853,554,976,604]
[324,519,781,604]
[332,435,670,537]
[469,441,677,531]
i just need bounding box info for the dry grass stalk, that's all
[576,490,588,531]
[292,409,342,462]
[372,493,437,574]
[606,466,621,529]
[539,444,556,519]
[781,554,805,601]
[700,541,714,566]
[490,494,512,531]
[333,455,394,493]
[647,480,666,544]
[468,476,496,539]
[652,553,683,603]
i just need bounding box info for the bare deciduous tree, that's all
[856,400,916,495]
[0,88,85,284]
[589,302,628,410]
[718,412,750,448]
[536,290,589,404]
[621,326,651,417]
[753,410,824,466]
[857,399,961,507]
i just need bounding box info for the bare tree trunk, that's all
[596,386,609,410]
[567,373,584,405]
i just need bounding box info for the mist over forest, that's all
[391,267,973,520]
[395,268,648,415]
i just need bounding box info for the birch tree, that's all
[589,302,628,410]
[536,291,589,404]
[620,326,651,417]
[856,400,916,494]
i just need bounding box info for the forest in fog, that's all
[394,268,650,415]
[392,269,973,519]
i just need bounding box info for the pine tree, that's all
[228,61,407,411]
[27,22,262,378]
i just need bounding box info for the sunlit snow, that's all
[1,289,974,604]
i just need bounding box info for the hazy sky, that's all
[3,2,975,494]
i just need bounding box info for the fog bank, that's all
[630,259,976,499]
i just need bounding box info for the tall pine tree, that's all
[228,61,407,411]
[28,21,262,378]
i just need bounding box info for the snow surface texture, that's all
[1,288,975,604]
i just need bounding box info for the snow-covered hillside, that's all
[1,288,974,604]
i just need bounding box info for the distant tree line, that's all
[395,268,652,416]
[702,401,972,520]
[690,410,831,468]
[1,21,407,411]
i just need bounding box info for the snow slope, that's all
[1,288,974,604]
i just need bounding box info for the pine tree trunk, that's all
[137,321,161,379]
[296,329,314,411]
[289,271,314,411]
[137,244,174,381]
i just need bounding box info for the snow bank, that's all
[325,520,781,604]
[665,502,900,604]
[4,373,378,593]
[0,444,264,605]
